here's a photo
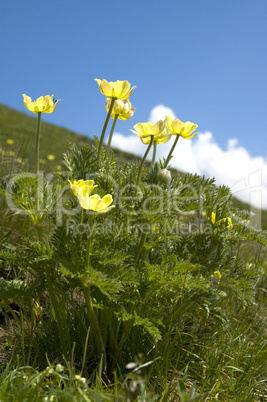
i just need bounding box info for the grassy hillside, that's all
[1,103,266,228]
[0,104,138,170]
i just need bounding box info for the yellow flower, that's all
[77,193,115,213]
[105,98,136,120]
[152,223,160,233]
[217,217,232,229]
[47,155,55,160]
[166,115,199,139]
[213,271,222,279]
[22,94,60,114]
[220,217,232,229]
[139,130,172,145]
[211,270,222,284]
[6,139,14,145]
[95,79,136,100]
[69,179,97,198]
[130,120,165,139]
[211,212,232,229]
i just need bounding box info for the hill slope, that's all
[0,104,266,228]
[0,104,138,168]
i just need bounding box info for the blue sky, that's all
[1,0,267,209]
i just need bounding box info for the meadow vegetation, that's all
[0,81,266,401]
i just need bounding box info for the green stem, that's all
[79,208,83,241]
[135,230,148,263]
[97,97,116,161]
[36,224,71,359]
[110,319,134,372]
[107,114,119,152]
[83,213,107,371]
[36,112,42,176]
[152,142,157,165]
[86,213,93,270]
[35,224,43,242]
[45,265,71,359]
[136,136,154,189]
[79,208,83,226]
[36,112,42,211]
[83,284,107,372]
[164,135,180,168]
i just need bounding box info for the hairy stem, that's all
[84,213,107,372]
[152,142,157,165]
[45,265,71,359]
[107,114,119,152]
[35,112,42,176]
[135,230,148,263]
[164,135,180,168]
[97,97,116,161]
[86,213,93,270]
[83,285,107,372]
[35,112,42,211]
[136,136,154,189]
[36,225,71,359]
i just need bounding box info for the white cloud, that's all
[111,105,267,210]
[148,104,176,123]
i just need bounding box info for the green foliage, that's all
[0,104,266,400]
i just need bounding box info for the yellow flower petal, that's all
[180,122,199,138]
[96,79,114,97]
[89,194,114,212]
[95,79,135,100]
[213,271,222,279]
[22,94,60,114]
[131,120,168,143]
[77,193,90,209]
[22,95,33,111]
[105,98,135,120]
[140,136,152,144]
[166,116,183,134]
[211,212,232,230]
[151,120,165,135]
[87,194,101,210]
[114,80,131,98]
[166,115,199,139]
[119,108,136,120]
[131,122,153,137]
[69,179,96,197]
[154,131,172,144]
[74,187,114,213]
[141,131,172,145]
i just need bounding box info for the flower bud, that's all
[106,98,135,120]
[157,168,172,185]
[55,364,64,373]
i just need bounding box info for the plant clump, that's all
[0,78,266,400]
